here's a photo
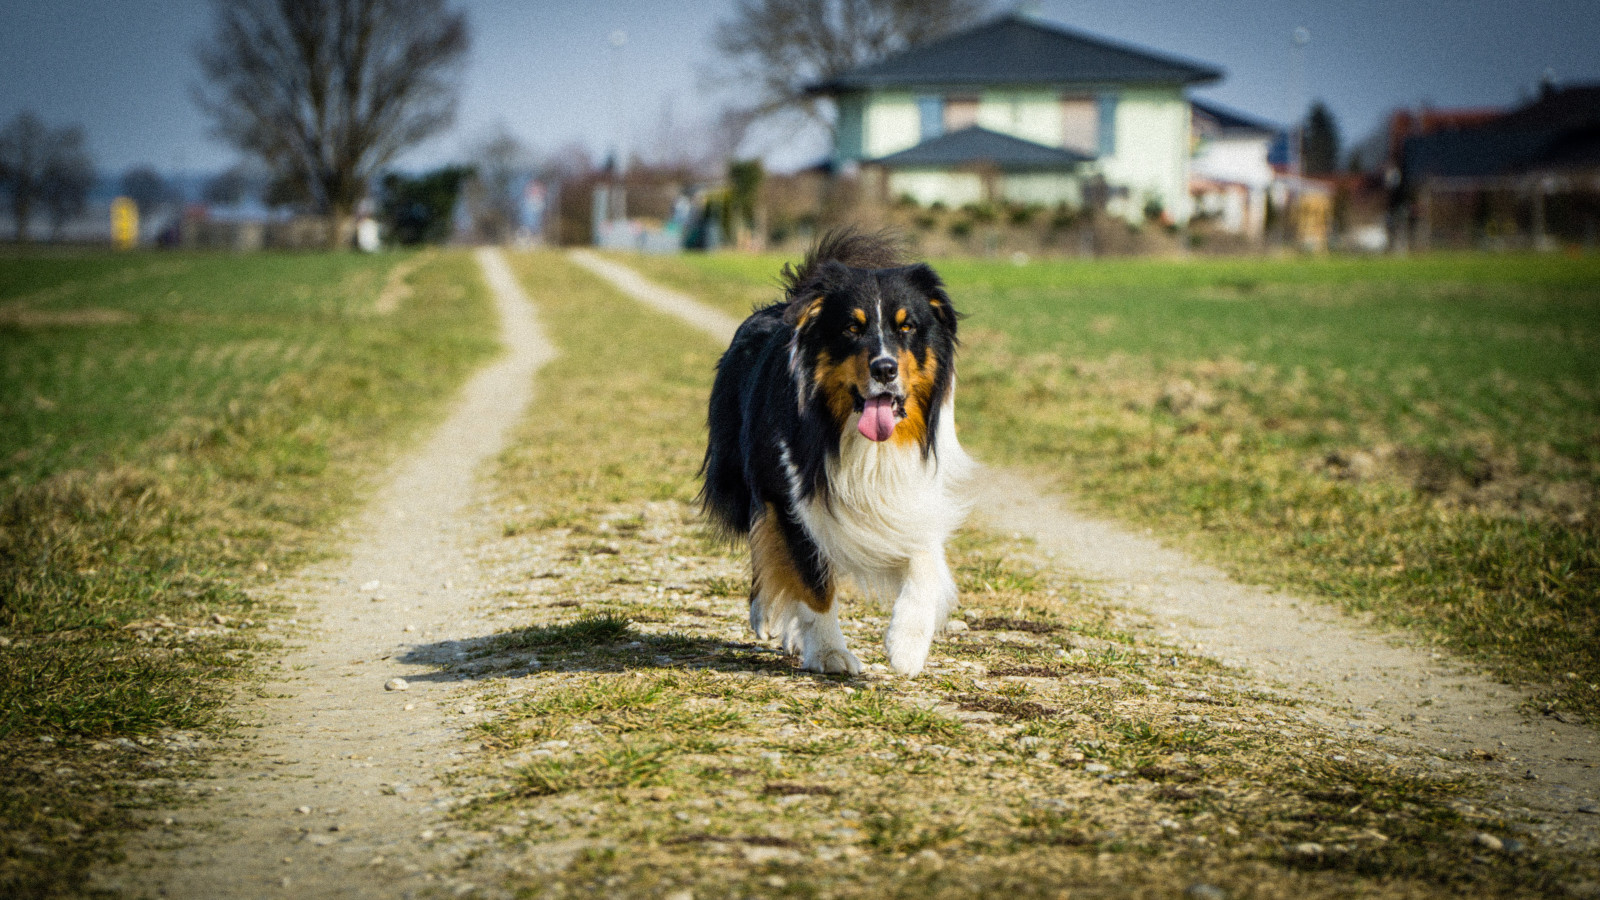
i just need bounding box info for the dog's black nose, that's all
[869,357,898,383]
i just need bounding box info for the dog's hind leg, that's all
[749,506,802,648]
[749,505,859,674]
[883,549,958,677]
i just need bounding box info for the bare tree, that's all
[121,165,175,215]
[538,141,597,183]
[194,0,469,248]
[41,127,94,239]
[713,0,992,129]
[465,124,534,243]
[1,111,96,242]
[203,165,258,205]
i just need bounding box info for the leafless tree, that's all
[465,124,534,243]
[203,165,259,205]
[193,0,469,248]
[121,165,175,215]
[538,142,596,183]
[41,127,94,239]
[1,111,96,242]
[712,0,992,130]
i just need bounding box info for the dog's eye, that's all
[846,323,864,335]
[898,321,915,334]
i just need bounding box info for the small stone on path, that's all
[361,580,381,592]
[1473,832,1504,852]
[1186,886,1227,900]
[385,678,409,692]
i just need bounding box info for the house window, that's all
[1097,93,1119,156]
[944,96,979,132]
[1061,96,1097,155]
[917,96,944,142]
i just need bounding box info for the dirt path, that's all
[95,249,555,898]
[567,250,1600,853]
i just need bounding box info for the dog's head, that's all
[784,259,959,448]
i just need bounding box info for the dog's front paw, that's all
[884,628,931,677]
[803,645,862,676]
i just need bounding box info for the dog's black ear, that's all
[784,295,825,331]
[904,263,960,335]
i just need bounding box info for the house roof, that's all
[1404,84,1600,180]
[810,14,1222,93]
[1190,99,1277,136]
[872,126,1092,170]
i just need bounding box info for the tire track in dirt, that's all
[94,249,555,898]
[568,249,1600,854]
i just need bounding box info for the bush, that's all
[961,202,997,224]
[1007,203,1041,227]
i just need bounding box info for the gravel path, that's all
[569,250,1600,853]
[95,249,555,898]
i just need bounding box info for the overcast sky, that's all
[3,0,1597,177]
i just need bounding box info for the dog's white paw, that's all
[884,627,931,677]
[803,645,862,676]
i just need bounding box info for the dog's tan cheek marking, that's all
[751,504,833,614]
[889,350,936,447]
[813,351,858,426]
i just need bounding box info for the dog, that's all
[700,229,973,676]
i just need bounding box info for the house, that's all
[1398,83,1600,248]
[807,12,1224,223]
[1189,99,1277,237]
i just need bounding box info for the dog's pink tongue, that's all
[858,395,897,442]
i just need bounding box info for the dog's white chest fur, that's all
[796,400,972,597]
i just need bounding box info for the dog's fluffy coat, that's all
[700,230,972,676]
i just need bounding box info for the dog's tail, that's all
[698,360,750,540]
[698,308,785,540]
[778,227,906,299]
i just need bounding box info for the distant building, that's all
[1189,99,1277,238]
[807,12,1226,223]
[1397,83,1600,248]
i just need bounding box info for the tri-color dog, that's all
[700,230,973,676]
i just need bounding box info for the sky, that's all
[3,0,1598,179]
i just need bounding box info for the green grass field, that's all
[620,251,1600,718]
[0,248,498,895]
